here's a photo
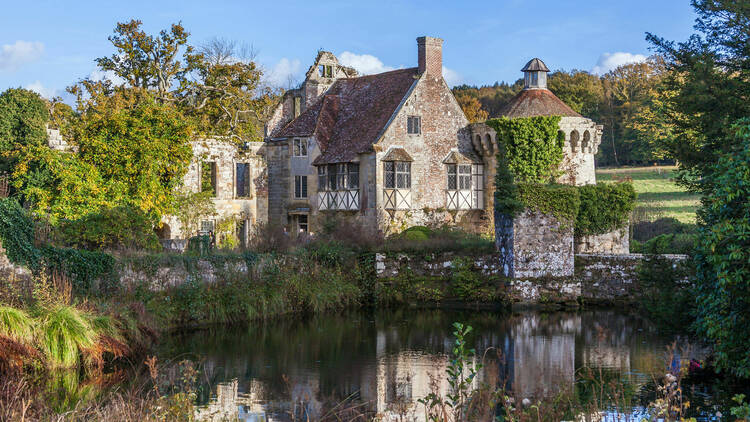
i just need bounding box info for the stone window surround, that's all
[407,115,421,135]
[293,138,308,157]
[294,175,308,199]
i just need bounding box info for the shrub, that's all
[637,256,693,332]
[55,205,161,251]
[0,198,39,268]
[576,182,637,236]
[693,119,750,377]
[631,233,697,255]
[632,217,698,242]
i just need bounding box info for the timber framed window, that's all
[293,138,308,157]
[294,175,308,199]
[446,164,484,210]
[316,163,360,211]
[383,161,412,209]
[407,116,421,134]
[236,163,251,198]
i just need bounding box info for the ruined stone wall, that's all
[575,226,629,254]
[266,141,290,227]
[163,139,267,239]
[46,126,75,152]
[374,74,490,235]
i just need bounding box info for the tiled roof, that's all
[496,88,581,119]
[275,68,419,165]
[382,147,414,162]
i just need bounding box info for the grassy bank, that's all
[596,166,699,224]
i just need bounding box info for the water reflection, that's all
[156,309,700,421]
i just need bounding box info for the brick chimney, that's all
[417,36,443,77]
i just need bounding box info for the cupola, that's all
[521,58,550,90]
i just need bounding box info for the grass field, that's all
[596,166,700,224]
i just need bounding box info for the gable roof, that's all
[274,68,420,164]
[496,88,581,119]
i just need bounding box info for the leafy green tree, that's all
[95,19,200,100]
[454,93,488,123]
[0,88,49,174]
[71,91,193,220]
[647,0,750,190]
[693,119,750,377]
[548,69,604,120]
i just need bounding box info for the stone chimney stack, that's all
[417,36,443,77]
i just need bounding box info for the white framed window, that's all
[294,175,308,199]
[293,138,308,157]
[298,214,308,232]
[407,116,421,134]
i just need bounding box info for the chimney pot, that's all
[417,36,443,77]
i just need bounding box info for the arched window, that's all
[570,130,580,153]
[583,130,591,153]
[484,133,494,154]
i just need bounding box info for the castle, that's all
[264,37,602,236]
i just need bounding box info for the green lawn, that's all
[596,166,700,224]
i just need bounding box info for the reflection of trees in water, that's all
[157,309,696,420]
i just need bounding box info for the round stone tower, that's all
[470,58,602,186]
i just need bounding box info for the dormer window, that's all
[318,65,333,78]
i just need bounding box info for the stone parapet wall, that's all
[575,226,629,254]
[374,252,501,278]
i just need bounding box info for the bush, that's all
[631,217,697,242]
[631,233,697,255]
[0,198,40,268]
[693,119,750,377]
[576,182,637,236]
[384,226,494,254]
[637,256,693,332]
[55,205,161,251]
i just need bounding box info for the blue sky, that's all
[1,0,697,100]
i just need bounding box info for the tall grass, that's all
[0,305,34,344]
[37,305,96,368]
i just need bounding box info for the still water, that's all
[156,308,717,421]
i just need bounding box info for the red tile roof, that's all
[496,88,581,119]
[274,68,419,164]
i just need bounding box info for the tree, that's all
[693,119,750,377]
[71,90,193,220]
[180,39,279,142]
[548,70,604,120]
[0,89,49,174]
[454,93,488,123]
[95,19,201,100]
[647,0,750,190]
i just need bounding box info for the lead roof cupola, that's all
[521,58,550,90]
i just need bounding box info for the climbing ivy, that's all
[575,183,637,236]
[486,116,565,183]
[0,198,114,294]
[517,183,580,226]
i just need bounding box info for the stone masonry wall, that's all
[575,226,629,254]
[511,210,574,279]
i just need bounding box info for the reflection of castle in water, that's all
[190,311,668,421]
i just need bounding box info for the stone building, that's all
[265,36,488,235]
[159,138,267,247]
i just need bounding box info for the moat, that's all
[155,308,725,421]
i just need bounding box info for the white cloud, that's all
[89,69,125,85]
[338,51,395,75]
[0,40,44,71]
[265,57,302,88]
[592,52,647,75]
[24,81,56,99]
[442,66,462,87]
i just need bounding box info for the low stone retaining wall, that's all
[374,252,501,278]
[576,253,688,303]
